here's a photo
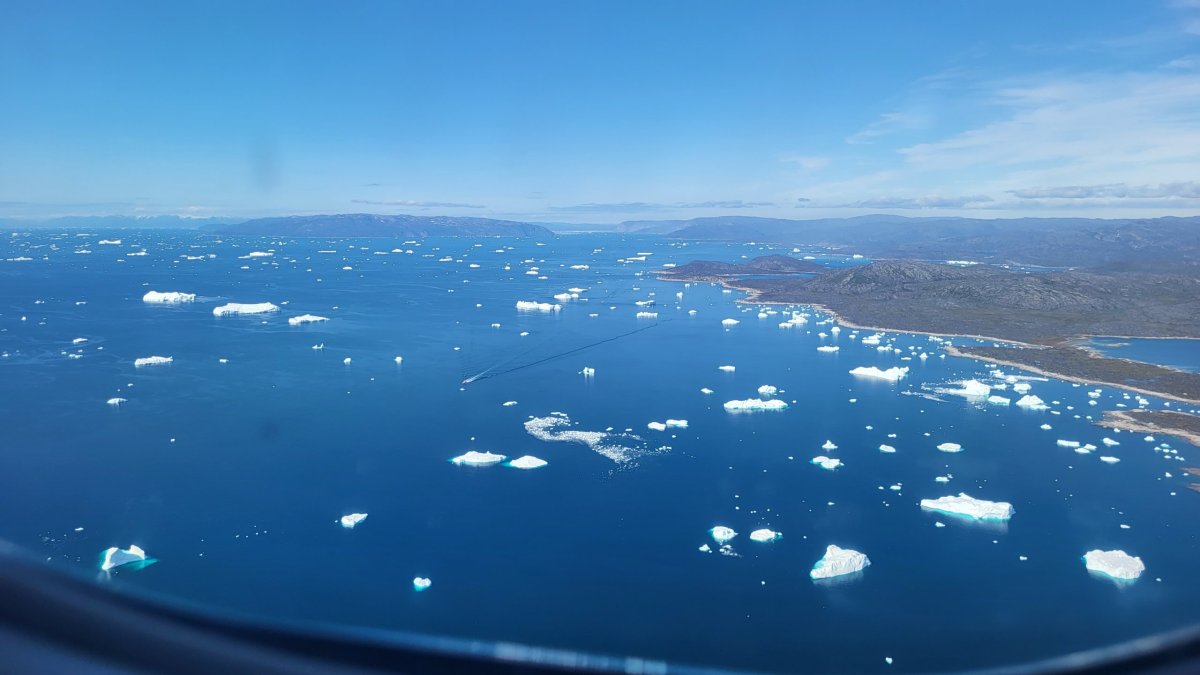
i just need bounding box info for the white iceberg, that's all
[1083,549,1144,580]
[635,311,658,319]
[757,385,778,396]
[1016,395,1048,410]
[879,444,896,453]
[142,291,195,304]
[749,528,781,542]
[1056,439,1081,448]
[849,366,909,382]
[710,526,737,543]
[943,379,991,398]
[811,456,842,470]
[723,398,788,412]
[213,302,279,317]
[134,356,172,367]
[452,450,506,466]
[920,493,1014,521]
[515,300,560,312]
[508,455,548,469]
[1099,456,1120,464]
[1102,437,1120,447]
[665,419,688,428]
[816,345,839,353]
[287,314,329,326]
[340,513,368,529]
[412,576,432,591]
[821,440,838,451]
[936,442,962,453]
[100,545,147,571]
[721,318,740,327]
[647,421,667,432]
[718,365,736,372]
[809,545,870,580]
[987,395,1011,406]
[106,397,127,406]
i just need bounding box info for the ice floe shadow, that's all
[811,570,866,587]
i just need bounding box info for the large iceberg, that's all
[809,545,870,580]
[134,356,172,367]
[142,291,195,304]
[340,513,368,529]
[213,302,279,317]
[287,314,329,326]
[849,366,909,382]
[451,450,506,466]
[100,545,148,571]
[920,493,1014,520]
[723,398,788,412]
[1083,549,1145,580]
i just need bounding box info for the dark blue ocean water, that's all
[1087,337,1200,373]
[1,231,1198,673]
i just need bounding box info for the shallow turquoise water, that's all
[0,231,1197,673]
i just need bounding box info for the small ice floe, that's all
[700,387,714,394]
[749,528,781,542]
[508,455,548,469]
[106,397,127,406]
[312,343,325,350]
[212,302,279,316]
[757,385,778,396]
[718,365,736,372]
[502,400,518,407]
[811,456,843,470]
[721,318,740,327]
[816,345,839,353]
[340,513,368,529]
[287,314,329,326]
[635,311,658,319]
[100,545,148,571]
[394,356,404,364]
[1102,437,1120,447]
[849,366,909,382]
[987,395,1011,406]
[72,337,88,344]
[246,251,273,258]
[134,356,173,367]
[810,545,870,580]
[1056,440,1081,448]
[1083,549,1145,581]
[142,291,195,304]
[1099,456,1120,464]
[1016,395,1048,410]
[451,451,506,466]
[879,444,896,453]
[581,366,596,376]
[343,357,352,365]
[723,398,788,412]
[515,300,560,312]
[665,419,688,428]
[1012,382,1032,394]
[647,421,667,432]
[413,577,432,591]
[936,442,962,453]
[710,526,737,543]
[1040,423,1052,430]
[821,440,838,451]
[920,493,1014,521]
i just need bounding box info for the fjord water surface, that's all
[1,231,1197,673]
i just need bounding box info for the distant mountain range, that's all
[203,213,553,237]
[0,215,240,230]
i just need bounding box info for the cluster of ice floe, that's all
[524,413,660,464]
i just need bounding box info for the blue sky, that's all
[2,0,1199,222]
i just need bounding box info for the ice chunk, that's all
[811,456,843,470]
[749,528,781,542]
[710,526,737,543]
[246,251,273,258]
[212,302,279,317]
[987,395,1011,406]
[941,379,992,398]
[502,400,518,407]
[1083,549,1144,580]
[394,356,404,364]
[142,291,195,304]
[809,545,870,580]
[581,366,595,376]
[723,398,788,412]
[757,385,778,396]
[635,311,658,319]
[106,397,127,406]
[1102,437,1120,447]
[451,451,506,466]
[100,545,147,571]
[700,387,714,394]
[508,455,548,469]
[718,365,736,372]
[412,576,432,591]
[936,442,962,453]
[1056,439,1081,448]
[879,444,896,453]
[849,366,909,382]
[816,345,839,353]
[721,318,740,327]
[134,356,172,367]
[1016,394,1048,410]
[287,314,329,326]
[647,421,667,432]
[665,419,688,428]
[920,493,1014,521]
[340,513,368,529]
[821,440,838,450]
[515,300,560,312]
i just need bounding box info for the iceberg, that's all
[721,318,740,327]
[1083,549,1144,580]
[749,528,781,542]
[1056,439,1081,448]
[1099,456,1120,464]
[412,576,432,591]
[288,314,329,326]
[821,440,838,451]
[700,387,714,394]
[581,366,595,376]
[515,300,560,312]
[134,356,172,367]
[647,421,667,432]
[212,302,279,316]
[710,526,737,543]
[106,397,127,406]
[941,379,992,398]
[811,456,842,470]
[1102,437,1120,446]
[879,444,896,453]
[809,545,870,580]
[340,513,368,529]
[936,442,962,453]
[757,385,778,396]
[142,291,195,304]
[723,398,788,412]
[451,450,506,466]
[1016,394,1048,410]
[987,395,1011,406]
[849,366,909,382]
[100,545,147,571]
[816,345,839,353]
[665,419,688,428]
[508,455,548,469]
[635,311,658,319]
[920,493,1014,521]
[718,365,736,372]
